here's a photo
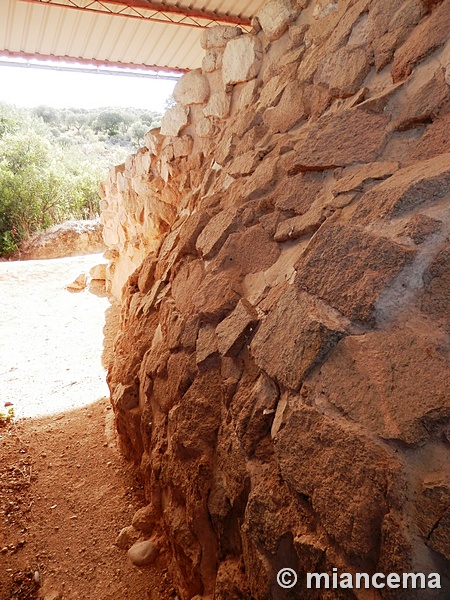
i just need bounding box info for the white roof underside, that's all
[0,0,266,72]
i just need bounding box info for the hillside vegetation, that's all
[0,103,161,255]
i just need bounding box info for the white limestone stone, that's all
[202,48,224,73]
[203,91,232,120]
[313,0,338,20]
[222,35,263,85]
[160,104,189,137]
[173,135,194,158]
[143,129,163,155]
[173,69,210,106]
[257,0,300,41]
[200,25,242,50]
[89,263,107,280]
[196,117,217,138]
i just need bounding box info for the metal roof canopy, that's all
[20,1,253,28]
[0,0,263,76]
[0,51,182,80]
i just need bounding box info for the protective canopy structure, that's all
[0,0,265,76]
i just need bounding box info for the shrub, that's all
[0,102,162,255]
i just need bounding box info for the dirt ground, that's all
[0,255,110,420]
[0,256,173,600]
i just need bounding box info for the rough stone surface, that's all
[15,219,105,260]
[100,4,450,598]
[369,0,424,72]
[295,223,414,322]
[289,22,309,46]
[173,70,210,106]
[274,202,327,241]
[215,299,258,357]
[331,161,398,195]
[251,286,344,390]
[275,404,400,560]
[416,479,450,561]
[227,150,261,178]
[273,171,325,215]
[391,0,450,82]
[358,80,404,114]
[66,272,88,292]
[313,0,338,20]
[132,504,154,534]
[203,91,232,120]
[210,224,280,276]
[312,329,450,444]
[143,129,163,155]
[405,213,442,244]
[408,114,450,162]
[429,508,450,561]
[353,152,450,224]
[196,323,218,365]
[115,525,141,550]
[202,49,223,73]
[421,244,450,330]
[200,25,242,50]
[160,104,189,137]
[403,214,442,244]
[314,46,371,98]
[395,68,450,131]
[290,108,389,172]
[195,208,239,259]
[127,540,158,566]
[222,35,263,85]
[89,263,106,280]
[256,0,299,41]
[263,81,307,133]
[172,135,193,158]
[195,117,217,138]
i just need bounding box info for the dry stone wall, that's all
[101,0,450,598]
[15,219,105,260]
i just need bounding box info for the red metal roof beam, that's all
[18,0,252,27]
[104,1,251,26]
[0,49,187,75]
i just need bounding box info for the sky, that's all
[0,62,177,111]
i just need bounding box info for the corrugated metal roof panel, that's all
[1,0,267,72]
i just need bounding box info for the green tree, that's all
[0,131,66,249]
[33,105,60,125]
[128,121,148,147]
[0,115,13,138]
[0,126,102,253]
[140,111,162,129]
[93,110,127,136]
[65,110,89,132]
[164,95,176,111]
[0,102,162,255]
[0,103,22,138]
